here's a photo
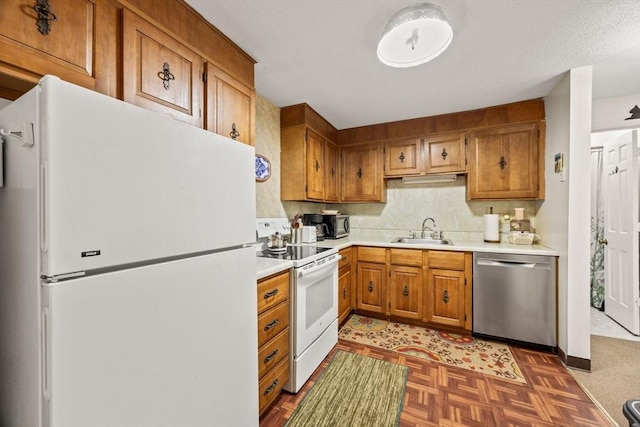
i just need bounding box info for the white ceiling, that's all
[186,0,640,130]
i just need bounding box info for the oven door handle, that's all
[297,255,341,278]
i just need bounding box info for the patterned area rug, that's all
[339,314,525,384]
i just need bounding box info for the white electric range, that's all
[255,218,339,393]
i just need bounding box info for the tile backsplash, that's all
[255,95,542,242]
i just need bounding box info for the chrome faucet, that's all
[421,217,441,239]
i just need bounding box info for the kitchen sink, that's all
[392,237,454,245]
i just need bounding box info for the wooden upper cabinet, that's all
[467,122,543,200]
[384,139,421,177]
[384,133,465,178]
[0,0,95,90]
[306,129,325,200]
[122,10,203,127]
[424,132,466,174]
[204,63,255,145]
[280,104,338,202]
[341,143,385,202]
[324,142,339,202]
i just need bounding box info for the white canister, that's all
[483,214,500,243]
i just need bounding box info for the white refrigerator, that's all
[0,76,259,427]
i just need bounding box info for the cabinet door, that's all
[305,129,325,200]
[341,144,384,202]
[357,262,386,313]
[389,265,422,319]
[467,123,540,199]
[324,141,339,202]
[204,63,255,145]
[426,268,465,328]
[123,10,203,127]
[424,132,466,174]
[338,265,352,324]
[0,0,95,89]
[384,139,421,177]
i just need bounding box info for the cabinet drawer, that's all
[390,248,423,267]
[257,301,289,347]
[259,356,289,415]
[258,328,289,380]
[428,251,466,271]
[257,272,289,314]
[339,247,353,269]
[357,246,386,263]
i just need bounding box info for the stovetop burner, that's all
[258,245,332,261]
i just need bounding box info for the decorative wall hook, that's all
[625,105,640,121]
[34,0,58,35]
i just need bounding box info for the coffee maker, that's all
[303,213,328,241]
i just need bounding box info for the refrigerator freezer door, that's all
[35,77,255,276]
[42,247,258,427]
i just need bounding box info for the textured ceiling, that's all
[186,0,640,130]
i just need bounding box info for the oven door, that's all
[292,258,339,356]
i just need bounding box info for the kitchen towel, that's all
[483,214,500,242]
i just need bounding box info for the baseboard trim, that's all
[567,354,591,371]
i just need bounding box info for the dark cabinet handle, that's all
[230,123,240,140]
[263,379,279,395]
[357,168,362,178]
[315,159,320,172]
[402,284,409,297]
[158,62,175,90]
[443,290,449,303]
[343,287,347,298]
[263,349,279,364]
[331,167,335,177]
[441,148,448,159]
[34,0,57,35]
[263,319,279,331]
[263,289,278,299]
[499,156,507,170]
[368,281,374,292]
[399,152,405,163]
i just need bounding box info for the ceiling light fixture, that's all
[377,3,453,68]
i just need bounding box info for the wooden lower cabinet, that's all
[354,246,472,331]
[389,265,423,319]
[257,270,290,416]
[338,247,354,324]
[356,262,386,313]
[388,248,423,319]
[424,251,472,330]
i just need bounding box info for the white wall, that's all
[592,93,640,132]
[538,67,592,362]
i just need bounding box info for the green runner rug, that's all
[285,351,408,427]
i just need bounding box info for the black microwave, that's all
[322,215,349,239]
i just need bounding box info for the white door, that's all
[603,130,639,335]
[42,248,258,427]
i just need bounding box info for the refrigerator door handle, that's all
[40,161,47,253]
[41,306,49,401]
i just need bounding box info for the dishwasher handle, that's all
[477,258,550,269]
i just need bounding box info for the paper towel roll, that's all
[483,214,500,242]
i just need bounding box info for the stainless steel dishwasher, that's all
[473,252,556,348]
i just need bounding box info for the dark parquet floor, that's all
[259,339,613,426]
